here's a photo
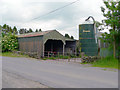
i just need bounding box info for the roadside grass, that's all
[90,56,118,69]
[0,52,29,58]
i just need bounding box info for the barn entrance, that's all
[44,39,64,57]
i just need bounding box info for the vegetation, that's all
[65,33,74,39]
[91,56,118,69]
[42,55,81,60]
[71,36,74,39]
[19,28,33,34]
[0,52,29,58]
[100,0,120,58]
[65,33,70,38]
[1,32,18,52]
[0,24,19,53]
[2,24,18,34]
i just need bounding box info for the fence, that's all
[44,51,79,57]
[43,51,81,62]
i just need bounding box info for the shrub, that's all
[1,32,18,52]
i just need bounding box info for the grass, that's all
[0,52,29,58]
[90,56,118,69]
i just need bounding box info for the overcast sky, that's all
[0,0,105,40]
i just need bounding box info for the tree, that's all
[0,24,19,52]
[28,28,33,33]
[35,29,38,32]
[95,21,103,31]
[2,24,18,35]
[71,36,74,39]
[2,24,8,34]
[39,29,42,32]
[13,26,18,34]
[100,0,120,58]
[1,32,18,52]
[19,28,26,34]
[65,34,70,38]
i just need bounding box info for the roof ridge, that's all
[17,30,55,38]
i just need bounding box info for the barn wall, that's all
[18,36,43,58]
[65,41,76,54]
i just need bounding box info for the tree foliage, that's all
[2,24,18,34]
[19,28,27,34]
[39,29,42,32]
[71,36,74,39]
[35,29,38,32]
[65,34,70,38]
[0,24,19,52]
[1,32,18,52]
[65,34,74,39]
[100,0,120,58]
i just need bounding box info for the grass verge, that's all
[0,52,29,58]
[90,56,118,69]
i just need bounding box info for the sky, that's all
[0,0,105,40]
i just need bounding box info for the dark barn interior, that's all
[44,39,64,56]
[65,41,76,55]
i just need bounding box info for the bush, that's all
[1,32,18,52]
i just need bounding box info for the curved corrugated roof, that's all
[82,20,94,24]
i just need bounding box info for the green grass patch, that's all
[91,56,118,69]
[0,52,29,58]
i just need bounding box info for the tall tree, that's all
[39,29,42,32]
[35,29,38,32]
[101,0,120,58]
[65,34,70,38]
[28,28,33,33]
[13,26,18,34]
[19,29,26,34]
[71,36,74,39]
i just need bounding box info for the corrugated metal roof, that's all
[65,37,76,41]
[17,30,55,38]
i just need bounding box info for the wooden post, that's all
[63,44,65,56]
[43,44,44,57]
[68,54,70,62]
[48,52,49,58]
[58,52,59,60]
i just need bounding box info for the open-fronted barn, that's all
[17,30,76,58]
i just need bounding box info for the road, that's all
[2,56,118,88]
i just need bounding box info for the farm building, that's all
[79,22,98,56]
[17,30,76,58]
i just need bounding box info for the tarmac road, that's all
[2,56,118,88]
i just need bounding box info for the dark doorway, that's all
[44,39,63,57]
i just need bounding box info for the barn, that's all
[17,30,76,58]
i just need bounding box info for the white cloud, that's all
[7,19,62,31]
[0,0,105,40]
[59,26,79,40]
